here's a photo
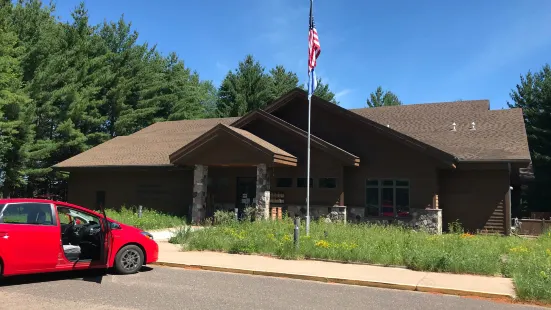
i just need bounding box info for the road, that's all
[0,266,543,310]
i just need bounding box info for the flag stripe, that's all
[308,0,320,98]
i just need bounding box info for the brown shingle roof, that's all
[54,118,238,168]
[54,97,530,168]
[351,101,530,161]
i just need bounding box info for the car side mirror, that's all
[109,222,121,230]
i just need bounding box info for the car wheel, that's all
[114,245,144,275]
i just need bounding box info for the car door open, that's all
[98,204,112,267]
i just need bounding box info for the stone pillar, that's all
[255,164,270,220]
[411,208,442,234]
[192,165,208,224]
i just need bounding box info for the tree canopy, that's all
[366,86,402,107]
[508,64,551,213]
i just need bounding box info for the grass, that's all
[170,217,551,303]
[105,206,186,230]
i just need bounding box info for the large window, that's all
[0,203,55,225]
[365,179,410,217]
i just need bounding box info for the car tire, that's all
[114,245,144,275]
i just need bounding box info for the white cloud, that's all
[335,89,352,99]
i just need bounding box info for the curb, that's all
[151,261,515,301]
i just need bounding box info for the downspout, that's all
[506,162,512,236]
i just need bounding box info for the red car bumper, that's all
[145,240,159,264]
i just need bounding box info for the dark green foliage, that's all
[0,1,215,197]
[508,64,551,212]
[0,2,33,197]
[216,55,274,117]
[269,65,299,99]
[366,86,402,107]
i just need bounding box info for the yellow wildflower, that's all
[315,240,330,248]
[509,246,529,253]
[282,234,292,242]
[546,249,551,257]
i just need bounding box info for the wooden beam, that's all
[273,158,297,166]
[273,154,298,163]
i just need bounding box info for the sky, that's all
[51,0,551,110]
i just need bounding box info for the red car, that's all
[0,198,158,277]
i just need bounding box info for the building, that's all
[53,89,531,234]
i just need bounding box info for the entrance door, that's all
[236,177,256,219]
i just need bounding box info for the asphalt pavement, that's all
[0,266,544,310]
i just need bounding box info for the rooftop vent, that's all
[387,124,390,128]
[470,121,476,131]
[451,122,456,131]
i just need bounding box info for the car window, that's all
[0,203,55,225]
[56,205,99,225]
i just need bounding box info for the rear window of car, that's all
[0,203,55,225]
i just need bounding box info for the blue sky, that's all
[51,0,551,109]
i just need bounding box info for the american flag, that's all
[308,0,320,99]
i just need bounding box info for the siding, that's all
[439,168,509,233]
[67,168,193,217]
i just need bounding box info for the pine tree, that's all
[0,1,34,197]
[24,2,104,195]
[269,65,299,99]
[216,55,273,117]
[366,86,402,107]
[508,64,551,212]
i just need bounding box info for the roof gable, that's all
[231,110,360,166]
[169,124,297,166]
[264,88,458,165]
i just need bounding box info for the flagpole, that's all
[306,92,312,236]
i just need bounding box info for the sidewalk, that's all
[153,241,516,300]
[149,226,203,241]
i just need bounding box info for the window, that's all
[0,203,55,225]
[57,206,99,225]
[297,178,313,188]
[276,178,293,188]
[318,178,337,189]
[365,180,410,217]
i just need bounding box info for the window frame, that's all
[365,179,410,217]
[0,202,57,226]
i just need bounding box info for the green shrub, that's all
[213,210,236,225]
[105,206,185,230]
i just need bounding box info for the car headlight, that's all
[141,231,154,240]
